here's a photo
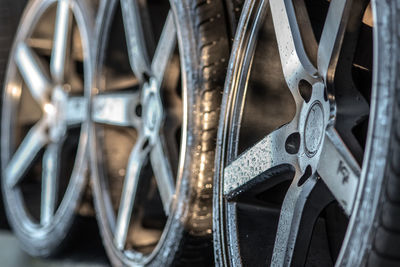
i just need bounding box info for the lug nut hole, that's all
[324,88,328,102]
[285,132,300,154]
[143,73,151,84]
[135,104,142,117]
[142,138,150,150]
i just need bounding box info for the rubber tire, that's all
[91,0,231,266]
[170,1,230,265]
[0,0,27,230]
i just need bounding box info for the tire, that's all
[213,0,400,266]
[90,0,230,266]
[1,0,95,257]
[0,0,27,229]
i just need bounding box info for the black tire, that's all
[0,0,27,230]
[213,0,400,266]
[90,0,231,266]
[171,0,230,265]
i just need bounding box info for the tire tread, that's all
[172,0,230,266]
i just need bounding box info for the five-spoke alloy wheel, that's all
[90,0,231,265]
[1,0,94,256]
[213,0,400,266]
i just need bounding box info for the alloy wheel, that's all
[1,0,93,256]
[90,0,182,264]
[213,0,383,266]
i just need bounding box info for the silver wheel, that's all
[91,0,232,265]
[1,0,94,256]
[90,0,181,265]
[213,0,396,266]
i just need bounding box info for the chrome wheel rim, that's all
[1,0,92,240]
[214,0,377,265]
[90,0,183,264]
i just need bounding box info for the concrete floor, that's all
[0,217,110,267]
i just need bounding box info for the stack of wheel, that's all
[1,0,399,266]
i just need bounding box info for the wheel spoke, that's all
[50,0,72,83]
[292,0,318,65]
[92,91,141,128]
[66,96,87,126]
[271,173,317,267]
[290,180,335,266]
[15,42,52,106]
[114,136,149,250]
[317,128,360,215]
[5,120,48,188]
[150,136,175,215]
[269,0,317,96]
[151,12,176,86]
[40,142,61,225]
[317,0,353,81]
[120,0,151,79]
[223,124,298,198]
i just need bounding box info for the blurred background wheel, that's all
[213,0,400,266]
[1,0,95,257]
[90,0,231,265]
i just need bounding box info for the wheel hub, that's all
[296,82,331,174]
[145,93,160,130]
[143,78,163,136]
[304,101,324,157]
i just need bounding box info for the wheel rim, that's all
[1,0,91,241]
[90,0,183,264]
[214,0,377,265]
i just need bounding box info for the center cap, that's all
[145,93,161,131]
[304,101,324,157]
